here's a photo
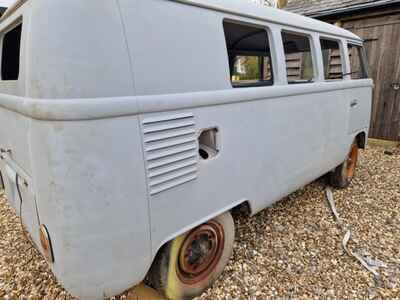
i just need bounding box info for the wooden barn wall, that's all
[323,6,400,141]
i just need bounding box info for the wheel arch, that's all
[149,200,252,271]
[0,171,3,190]
[147,210,236,299]
[355,131,367,149]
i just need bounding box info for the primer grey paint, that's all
[0,0,372,299]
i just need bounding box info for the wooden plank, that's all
[367,26,381,138]
[367,25,384,138]
[336,6,400,25]
[287,69,301,76]
[286,61,301,68]
[383,22,400,140]
[368,22,386,138]
[375,24,394,139]
[383,24,398,140]
[368,138,399,148]
[392,50,400,141]
[350,20,400,30]
[387,22,400,141]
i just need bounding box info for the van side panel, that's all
[323,85,354,166]
[28,117,151,299]
[347,86,372,135]
[119,0,359,257]
[118,0,231,95]
[0,0,372,299]
[27,0,134,98]
[0,109,41,245]
[138,87,356,255]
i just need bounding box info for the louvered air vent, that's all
[142,113,198,195]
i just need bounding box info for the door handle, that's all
[350,100,358,108]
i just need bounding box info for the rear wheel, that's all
[330,141,359,188]
[148,212,235,300]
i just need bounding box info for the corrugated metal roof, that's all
[286,0,395,16]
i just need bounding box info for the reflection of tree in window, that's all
[233,56,271,82]
[223,21,274,87]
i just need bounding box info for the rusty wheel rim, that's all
[346,143,359,180]
[177,220,225,285]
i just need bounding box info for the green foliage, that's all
[233,56,260,81]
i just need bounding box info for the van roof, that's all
[1,0,361,41]
[175,0,361,41]
[0,0,26,22]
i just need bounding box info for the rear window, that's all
[1,23,22,81]
[348,44,368,79]
[320,39,343,80]
[223,21,273,88]
[282,32,314,84]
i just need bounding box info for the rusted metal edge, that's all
[0,0,27,22]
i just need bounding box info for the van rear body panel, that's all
[1,113,153,299]
[0,0,372,299]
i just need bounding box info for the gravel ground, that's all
[0,145,399,300]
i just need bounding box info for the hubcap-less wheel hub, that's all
[177,221,225,284]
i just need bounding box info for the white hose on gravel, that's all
[325,188,386,278]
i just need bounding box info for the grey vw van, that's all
[0,0,372,299]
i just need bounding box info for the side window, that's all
[347,44,368,79]
[1,23,22,81]
[282,32,314,84]
[320,38,343,80]
[223,21,273,87]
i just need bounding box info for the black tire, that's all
[330,141,359,189]
[148,212,235,300]
[0,171,3,190]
